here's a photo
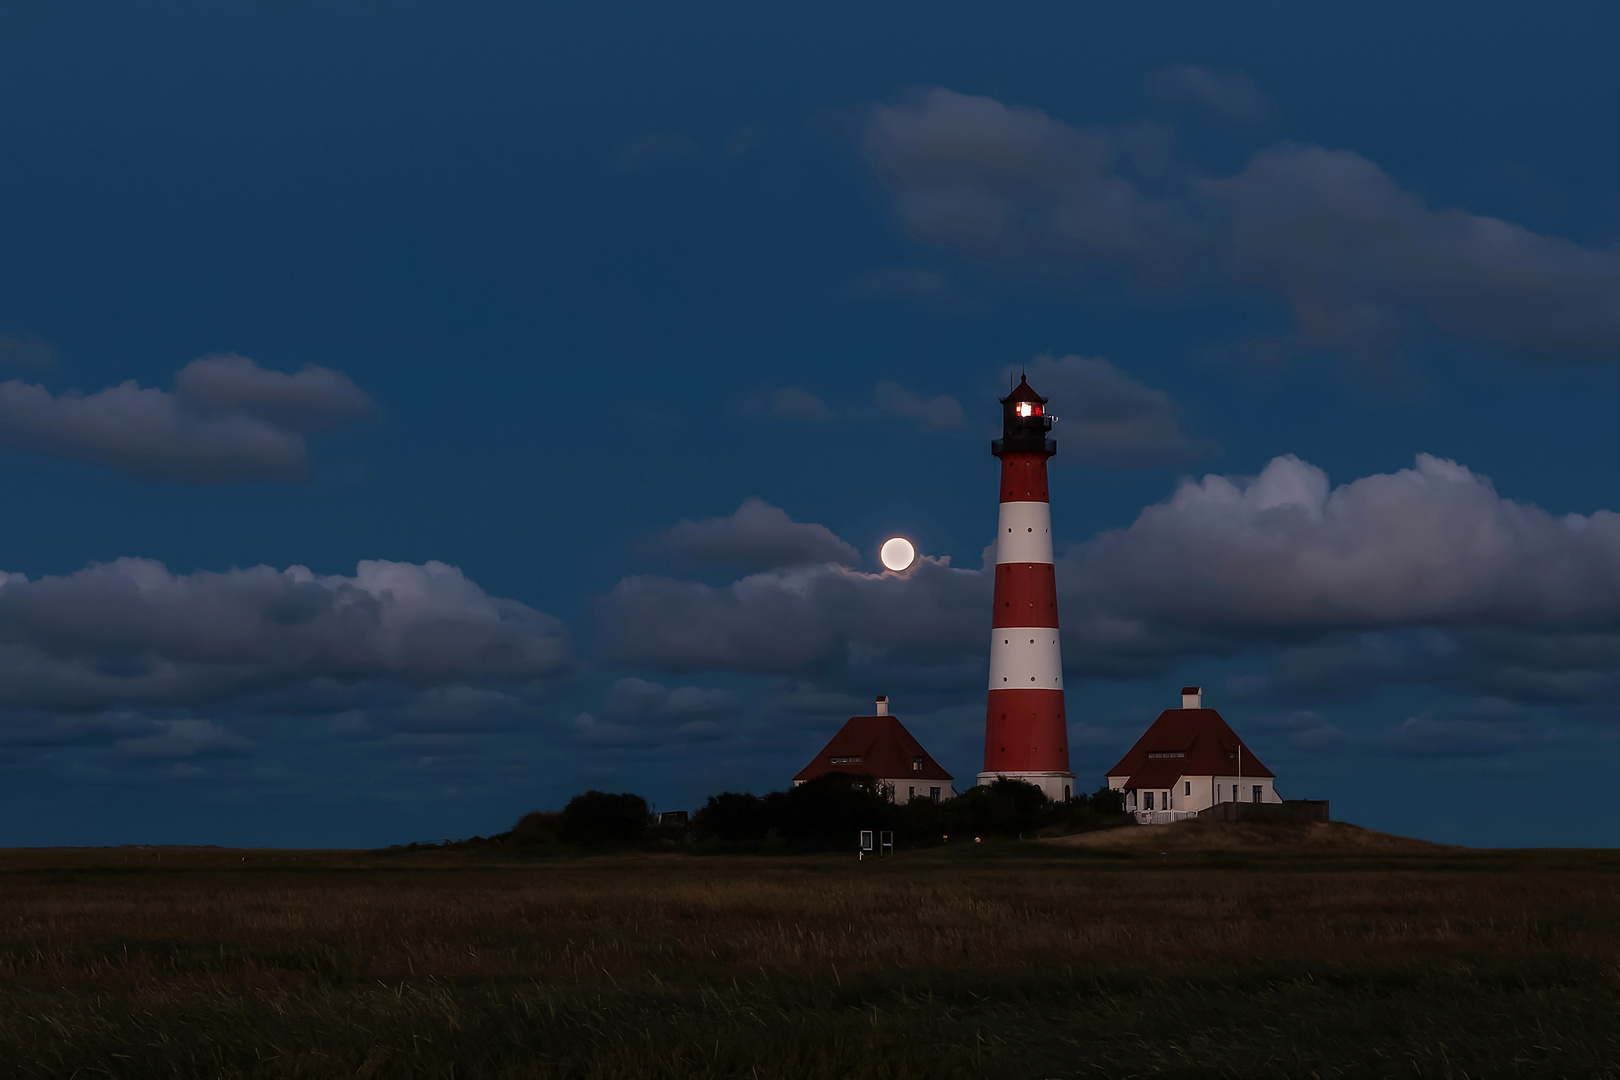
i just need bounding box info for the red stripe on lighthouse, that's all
[999,454,1050,502]
[982,688,1067,772]
[991,563,1059,628]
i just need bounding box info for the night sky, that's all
[4,2,1620,847]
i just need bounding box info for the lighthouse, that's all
[979,375,1075,802]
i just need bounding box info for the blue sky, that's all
[3,2,1620,847]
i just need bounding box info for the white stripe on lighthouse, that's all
[988,629,1064,689]
[996,502,1054,564]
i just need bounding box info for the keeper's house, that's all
[1106,687,1279,823]
[794,696,955,804]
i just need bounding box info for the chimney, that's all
[1181,686,1202,709]
[875,695,889,716]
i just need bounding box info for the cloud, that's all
[604,676,736,719]
[860,88,1202,285]
[117,718,248,759]
[602,454,1620,706]
[659,497,860,571]
[741,387,835,422]
[572,710,722,747]
[0,354,375,483]
[599,556,987,677]
[1200,144,1620,364]
[859,87,1620,368]
[174,353,374,432]
[1010,354,1214,466]
[1149,65,1271,124]
[0,557,573,712]
[1067,453,1620,631]
[0,335,56,369]
[1379,711,1527,758]
[873,380,965,429]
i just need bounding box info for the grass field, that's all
[3,826,1619,1078]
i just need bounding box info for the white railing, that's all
[1132,810,1197,825]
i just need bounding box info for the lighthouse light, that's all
[1015,402,1042,418]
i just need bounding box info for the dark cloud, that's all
[1200,144,1620,363]
[0,354,376,484]
[860,88,1620,368]
[571,711,722,747]
[0,557,574,713]
[0,334,57,369]
[117,718,249,759]
[1011,354,1215,467]
[873,380,965,429]
[659,497,861,571]
[860,88,1202,285]
[604,676,736,719]
[1149,65,1271,124]
[173,353,374,432]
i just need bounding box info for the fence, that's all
[1199,800,1330,824]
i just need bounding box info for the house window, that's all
[1144,791,1155,810]
[1184,781,1191,796]
[908,786,915,800]
[912,756,923,771]
[929,787,940,802]
[1252,785,1262,804]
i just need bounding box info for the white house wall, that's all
[1109,776,1279,814]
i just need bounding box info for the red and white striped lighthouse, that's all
[980,375,1075,802]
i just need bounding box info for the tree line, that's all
[500,773,1129,852]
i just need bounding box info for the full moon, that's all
[879,537,916,572]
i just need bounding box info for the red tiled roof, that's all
[1105,708,1274,790]
[793,714,953,783]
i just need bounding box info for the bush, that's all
[508,811,561,846]
[691,774,897,852]
[558,791,650,846]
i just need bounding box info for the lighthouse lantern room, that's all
[979,376,1075,802]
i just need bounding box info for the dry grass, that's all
[1046,817,1461,853]
[1,836,1618,1077]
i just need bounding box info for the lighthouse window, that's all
[1015,402,1042,418]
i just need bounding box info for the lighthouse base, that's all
[978,771,1076,803]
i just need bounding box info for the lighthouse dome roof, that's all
[1001,374,1048,405]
